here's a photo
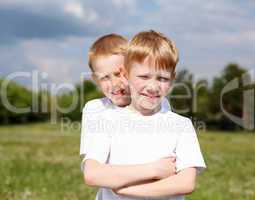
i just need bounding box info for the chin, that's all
[112,97,130,107]
[140,101,160,111]
[137,97,159,110]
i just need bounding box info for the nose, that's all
[111,77,121,88]
[146,80,160,94]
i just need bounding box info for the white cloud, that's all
[64,2,84,18]
[19,37,91,84]
[223,30,255,45]
[29,57,74,84]
[111,0,136,10]
[64,2,98,23]
[0,0,254,85]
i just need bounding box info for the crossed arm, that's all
[113,167,197,199]
[84,159,166,189]
[83,158,197,198]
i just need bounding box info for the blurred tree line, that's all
[0,63,254,130]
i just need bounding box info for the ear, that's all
[91,73,102,91]
[171,71,176,80]
[91,73,98,84]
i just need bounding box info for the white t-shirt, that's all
[80,101,206,200]
[80,97,171,157]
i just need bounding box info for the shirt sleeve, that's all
[80,102,111,172]
[161,97,171,112]
[175,118,206,174]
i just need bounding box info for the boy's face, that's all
[92,55,131,107]
[127,59,172,113]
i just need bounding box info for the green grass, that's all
[0,123,254,200]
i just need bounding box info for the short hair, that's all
[125,30,179,78]
[88,33,128,71]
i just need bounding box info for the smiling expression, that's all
[92,54,131,107]
[127,58,172,115]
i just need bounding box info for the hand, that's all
[112,187,126,197]
[112,187,134,198]
[153,156,176,179]
[112,188,119,195]
[119,67,129,86]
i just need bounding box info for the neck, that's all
[129,101,161,116]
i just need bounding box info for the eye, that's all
[114,71,121,77]
[100,75,110,81]
[158,77,170,82]
[138,75,150,80]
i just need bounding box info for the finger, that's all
[170,157,176,162]
[162,156,175,161]
[161,156,172,159]
[119,67,128,83]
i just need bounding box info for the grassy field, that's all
[0,123,254,200]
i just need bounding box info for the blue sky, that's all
[0,0,254,86]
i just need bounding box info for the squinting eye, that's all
[138,75,149,80]
[158,77,170,82]
[114,72,121,77]
[100,76,110,81]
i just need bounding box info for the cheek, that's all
[160,83,171,94]
[116,77,126,87]
[98,81,110,92]
[129,78,145,92]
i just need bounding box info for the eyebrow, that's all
[157,74,171,77]
[96,73,108,78]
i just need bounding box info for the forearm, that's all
[115,168,197,199]
[84,159,157,189]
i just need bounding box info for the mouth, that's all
[140,93,160,100]
[111,89,126,96]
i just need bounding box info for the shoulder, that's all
[82,97,112,114]
[161,97,171,112]
[164,111,189,121]
[162,111,193,131]
[162,97,169,105]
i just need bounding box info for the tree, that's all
[58,80,103,121]
[209,63,247,130]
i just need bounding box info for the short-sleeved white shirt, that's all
[80,98,206,200]
[80,97,171,158]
